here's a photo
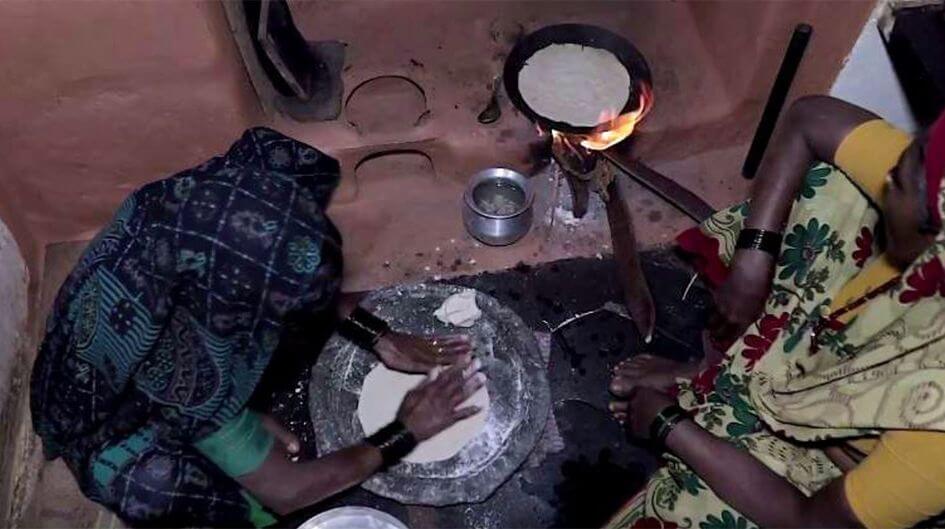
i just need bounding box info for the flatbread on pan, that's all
[518,43,630,127]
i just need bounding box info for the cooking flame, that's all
[550,129,577,155]
[579,84,653,151]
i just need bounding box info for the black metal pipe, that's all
[742,23,813,179]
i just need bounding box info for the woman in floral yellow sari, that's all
[607,97,945,529]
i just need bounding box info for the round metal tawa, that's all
[298,507,408,529]
[310,283,551,506]
[503,23,652,135]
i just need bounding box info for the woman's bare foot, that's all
[611,354,702,394]
[608,354,702,423]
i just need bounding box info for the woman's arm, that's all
[623,387,862,528]
[337,292,473,373]
[235,359,485,515]
[337,291,368,320]
[237,440,383,516]
[713,96,879,341]
[745,95,878,232]
[666,420,861,528]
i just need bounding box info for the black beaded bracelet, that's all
[735,228,782,258]
[339,307,390,350]
[366,420,418,469]
[648,404,689,446]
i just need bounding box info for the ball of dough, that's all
[434,289,482,328]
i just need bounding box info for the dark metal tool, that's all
[601,150,715,223]
[606,177,656,343]
[477,76,503,124]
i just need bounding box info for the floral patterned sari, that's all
[609,159,945,529]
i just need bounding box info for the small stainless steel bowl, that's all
[463,167,534,246]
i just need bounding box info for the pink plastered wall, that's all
[0,1,875,286]
[0,1,263,283]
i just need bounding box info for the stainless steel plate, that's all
[298,507,408,529]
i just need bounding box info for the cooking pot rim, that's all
[463,167,534,220]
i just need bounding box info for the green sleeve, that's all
[194,409,275,478]
[242,491,278,527]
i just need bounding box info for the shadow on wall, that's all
[0,218,28,430]
[0,216,30,526]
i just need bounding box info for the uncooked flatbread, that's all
[434,289,482,328]
[518,43,630,127]
[358,364,490,464]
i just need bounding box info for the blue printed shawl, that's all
[31,128,343,475]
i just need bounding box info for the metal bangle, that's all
[648,405,689,446]
[350,307,390,337]
[365,420,418,469]
[338,318,376,349]
[339,308,390,349]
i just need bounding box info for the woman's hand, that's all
[709,250,775,345]
[374,332,472,373]
[396,359,486,441]
[609,381,676,437]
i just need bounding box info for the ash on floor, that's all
[256,249,712,528]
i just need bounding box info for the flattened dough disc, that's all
[358,364,490,464]
[518,43,630,127]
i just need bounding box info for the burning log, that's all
[546,84,652,217]
[539,85,657,341]
[550,133,611,218]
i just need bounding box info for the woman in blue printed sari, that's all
[30,128,484,528]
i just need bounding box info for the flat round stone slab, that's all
[310,283,550,506]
